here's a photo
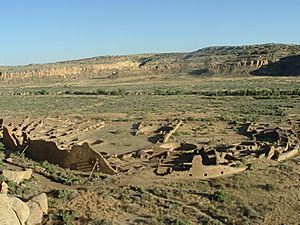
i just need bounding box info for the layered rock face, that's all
[250,55,300,76]
[1,43,300,80]
[207,59,272,74]
[0,61,140,79]
[184,44,300,76]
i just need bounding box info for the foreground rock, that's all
[1,181,8,193]
[2,169,33,184]
[26,193,48,225]
[0,193,30,225]
[0,181,48,225]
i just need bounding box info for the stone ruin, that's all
[119,120,300,179]
[245,122,300,161]
[1,116,299,179]
[133,119,183,144]
[0,117,116,175]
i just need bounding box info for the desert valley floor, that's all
[0,72,299,225]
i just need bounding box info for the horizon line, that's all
[1,42,298,67]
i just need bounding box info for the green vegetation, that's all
[34,89,50,95]
[0,73,299,224]
[261,183,275,191]
[8,153,83,185]
[65,88,127,96]
[40,161,80,185]
[7,179,37,196]
[0,142,4,151]
[212,190,231,203]
[51,209,79,225]
[1,77,299,124]
[56,188,78,200]
[0,176,36,196]
[161,217,191,225]
[0,142,4,171]
[9,87,300,97]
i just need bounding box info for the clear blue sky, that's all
[1,0,300,65]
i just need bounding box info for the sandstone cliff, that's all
[1,43,300,80]
[250,55,300,76]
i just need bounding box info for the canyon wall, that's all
[0,61,141,80]
[1,44,300,80]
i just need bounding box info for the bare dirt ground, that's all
[0,74,299,225]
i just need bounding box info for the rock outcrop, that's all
[0,181,8,194]
[0,181,48,225]
[0,193,30,225]
[250,55,300,76]
[0,61,140,80]
[2,169,33,184]
[26,193,48,225]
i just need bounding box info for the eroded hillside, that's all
[1,44,300,81]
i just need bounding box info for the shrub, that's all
[109,88,126,96]
[40,161,79,185]
[41,161,57,174]
[0,142,5,159]
[7,179,36,196]
[87,218,113,225]
[0,142,4,151]
[0,142,5,171]
[263,183,275,191]
[57,188,78,200]
[160,217,191,225]
[96,89,107,95]
[212,190,231,203]
[35,89,49,95]
[59,210,78,225]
